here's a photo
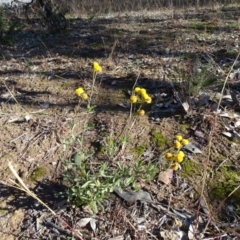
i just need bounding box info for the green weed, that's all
[62,150,158,213]
[176,56,219,96]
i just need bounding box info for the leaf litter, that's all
[1,4,240,240]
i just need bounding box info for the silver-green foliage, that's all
[63,150,158,213]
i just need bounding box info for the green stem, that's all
[88,71,97,107]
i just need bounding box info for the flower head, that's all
[139,88,147,95]
[134,87,141,93]
[93,61,102,72]
[130,95,138,103]
[165,152,173,160]
[175,135,183,141]
[75,87,84,97]
[145,96,152,104]
[178,151,185,157]
[181,139,189,146]
[81,93,88,100]
[175,153,184,163]
[174,140,182,149]
[170,162,180,171]
[137,109,145,116]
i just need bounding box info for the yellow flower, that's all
[137,109,145,116]
[175,135,183,141]
[134,87,141,93]
[170,163,180,171]
[93,61,102,72]
[142,93,149,99]
[175,153,184,163]
[75,87,84,96]
[174,140,182,149]
[142,93,152,103]
[139,88,147,95]
[130,95,138,103]
[81,93,88,100]
[178,151,185,157]
[181,139,189,146]
[145,96,152,104]
[165,152,173,160]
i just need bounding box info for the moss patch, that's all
[181,159,202,178]
[189,22,216,32]
[151,131,171,151]
[179,124,190,133]
[30,167,48,182]
[209,167,240,205]
[134,145,147,156]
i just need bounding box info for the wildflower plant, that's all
[63,149,158,213]
[88,61,102,109]
[165,135,190,171]
[129,87,152,118]
[74,61,102,111]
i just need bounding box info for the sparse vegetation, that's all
[1,0,240,239]
[63,150,158,213]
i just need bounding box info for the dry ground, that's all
[0,5,240,240]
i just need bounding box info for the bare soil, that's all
[1,7,240,239]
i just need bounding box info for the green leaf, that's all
[82,181,92,188]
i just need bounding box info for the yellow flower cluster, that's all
[130,87,152,104]
[174,136,189,150]
[75,87,88,100]
[165,135,189,171]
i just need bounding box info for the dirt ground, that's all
[1,6,240,240]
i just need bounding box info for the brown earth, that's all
[0,6,240,239]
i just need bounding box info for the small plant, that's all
[165,135,190,171]
[88,61,102,108]
[74,61,102,111]
[63,149,158,213]
[129,87,152,117]
[177,56,218,96]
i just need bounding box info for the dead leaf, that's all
[194,130,204,139]
[182,102,189,112]
[188,216,204,240]
[158,169,173,185]
[77,218,92,227]
[89,218,97,231]
[222,131,233,138]
[114,188,152,203]
[183,143,202,154]
[160,228,185,240]
[77,217,97,231]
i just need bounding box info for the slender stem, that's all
[89,71,96,107]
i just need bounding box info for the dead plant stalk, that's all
[2,79,29,115]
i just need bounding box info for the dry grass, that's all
[0,1,240,239]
